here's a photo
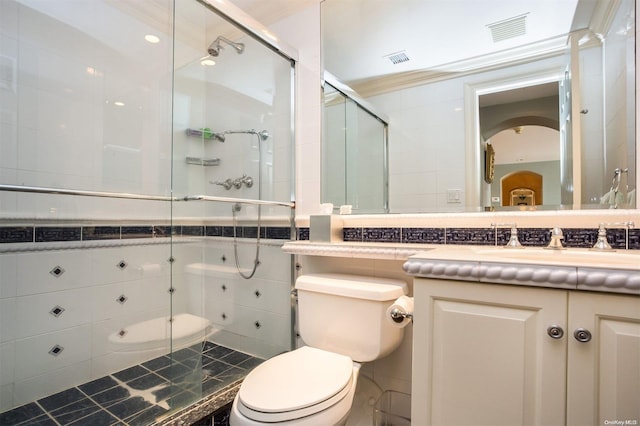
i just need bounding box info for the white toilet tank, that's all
[295,274,408,362]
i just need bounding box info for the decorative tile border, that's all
[6,224,638,250]
[334,226,640,250]
[0,224,292,244]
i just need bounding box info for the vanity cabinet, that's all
[412,278,640,426]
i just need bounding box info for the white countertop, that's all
[283,241,640,295]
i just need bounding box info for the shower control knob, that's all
[213,179,233,190]
[547,325,564,339]
[574,328,592,343]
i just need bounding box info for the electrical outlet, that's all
[447,189,462,203]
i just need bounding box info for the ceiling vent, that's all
[384,51,410,65]
[487,13,529,42]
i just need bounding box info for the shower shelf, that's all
[186,128,217,139]
[185,157,220,166]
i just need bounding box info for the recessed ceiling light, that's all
[114,101,125,107]
[145,34,160,44]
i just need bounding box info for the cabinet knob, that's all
[547,325,564,339]
[574,328,592,343]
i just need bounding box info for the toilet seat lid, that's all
[238,346,353,415]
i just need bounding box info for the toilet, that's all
[230,273,408,425]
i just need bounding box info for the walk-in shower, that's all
[0,0,296,425]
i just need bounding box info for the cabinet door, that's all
[567,292,640,426]
[412,279,567,426]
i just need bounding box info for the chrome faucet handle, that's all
[491,223,523,248]
[545,227,565,250]
[241,175,254,188]
[591,221,634,251]
[212,178,233,190]
[591,223,613,251]
[505,226,523,248]
[231,177,243,189]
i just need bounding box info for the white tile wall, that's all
[13,360,92,410]
[0,242,178,408]
[185,240,293,359]
[1,0,174,220]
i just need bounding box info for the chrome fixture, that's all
[207,35,245,56]
[545,227,565,250]
[547,325,564,339]
[591,221,635,251]
[0,183,295,207]
[547,325,592,343]
[213,178,234,190]
[607,168,629,209]
[190,129,269,143]
[216,129,269,279]
[491,223,523,248]
[389,308,413,324]
[211,175,254,190]
[574,328,592,343]
[235,174,253,188]
[223,129,269,141]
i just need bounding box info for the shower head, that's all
[207,36,245,57]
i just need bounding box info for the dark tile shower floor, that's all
[0,342,263,426]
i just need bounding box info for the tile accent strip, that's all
[2,224,639,249]
[334,226,640,250]
[0,224,292,244]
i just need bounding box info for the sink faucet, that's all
[491,223,523,248]
[546,227,565,250]
[591,222,635,251]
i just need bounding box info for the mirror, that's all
[322,73,390,214]
[321,0,636,213]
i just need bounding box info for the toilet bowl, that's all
[230,274,407,426]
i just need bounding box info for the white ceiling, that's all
[320,0,581,85]
[491,125,560,164]
[230,0,595,95]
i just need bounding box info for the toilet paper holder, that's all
[389,308,413,324]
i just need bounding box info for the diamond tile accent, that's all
[117,329,127,338]
[116,295,128,304]
[49,266,65,278]
[117,260,128,270]
[48,345,64,356]
[49,305,65,318]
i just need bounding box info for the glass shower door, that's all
[168,0,296,419]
